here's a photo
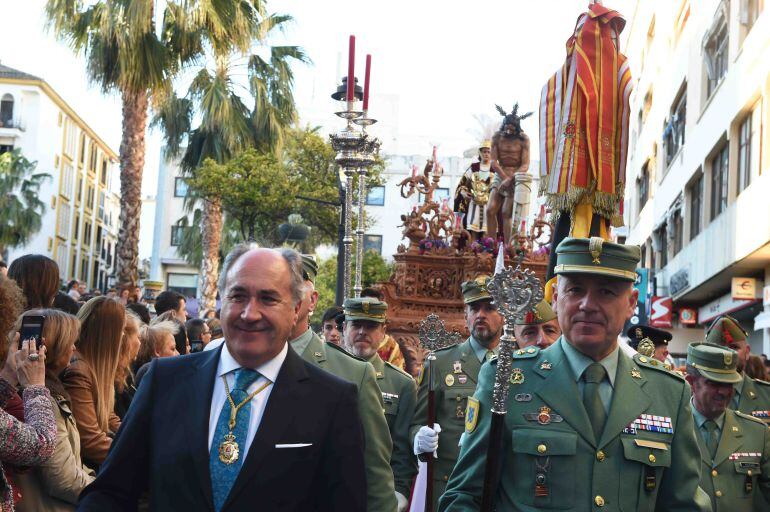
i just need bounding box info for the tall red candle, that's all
[347,35,356,102]
[363,54,372,111]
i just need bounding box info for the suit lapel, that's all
[459,339,481,385]
[713,411,744,467]
[533,341,597,446]
[222,345,309,510]
[599,352,652,448]
[186,346,221,510]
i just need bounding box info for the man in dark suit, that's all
[78,246,366,512]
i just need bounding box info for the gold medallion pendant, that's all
[219,433,240,465]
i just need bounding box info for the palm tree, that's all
[0,150,51,257]
[154,13,307,310]
[45,0,262,291]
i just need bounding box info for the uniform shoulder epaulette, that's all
[325,341,366,362]
[735,410,767,426]
[384,361,414,381]
[752,378,770,387]
[512,346,540,359]
[434,343,460,353]
[633,353,685,380]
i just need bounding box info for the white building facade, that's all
[622,0,770,355]
[0,64,120,290]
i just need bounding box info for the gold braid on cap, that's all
[637,338,655,358]
[589,237,604,264]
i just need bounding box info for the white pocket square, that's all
[275,443,313,448]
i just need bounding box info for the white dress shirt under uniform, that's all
[207,341,287,457]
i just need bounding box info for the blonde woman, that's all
[133,321,179,388]
[61,297,125,468]
[16,309,96,512]
[114,311,142,420]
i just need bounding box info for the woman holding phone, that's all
[0,335,57,511]
[15,309,96,511]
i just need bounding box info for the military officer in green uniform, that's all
[440,237,709,511]
[706,315,770,425]
[343,297,417,512]
[685,342,770,511]
[513,299,561,350]
[409,275,503,509]
[289,256,397,512]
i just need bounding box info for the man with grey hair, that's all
[79,245,367,511]
[289,254,399,512]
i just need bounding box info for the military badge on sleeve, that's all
[465,397,480,433]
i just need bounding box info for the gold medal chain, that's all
[222,376,272,431]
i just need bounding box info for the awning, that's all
[754,311,770,330]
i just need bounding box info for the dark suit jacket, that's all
[77,343,366,511]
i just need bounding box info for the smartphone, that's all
[18,315,45,350]
[190,341,203,353]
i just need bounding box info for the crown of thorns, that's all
[495,103,533,123]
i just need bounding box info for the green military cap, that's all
[686,342,742,384]
[705,315,748,346]
[343,297,388,323]
[554,237,640,282]
[626,325,672,350]
[300,254,318,283]
[461,275,492,304]
[515,299,556,325]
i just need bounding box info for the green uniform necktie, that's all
[583,363,607,441]
[704,420,719,460]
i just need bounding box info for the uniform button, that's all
[594,495,605,507]
[715,490,722,498]
[711,469,718,477]
[537,444,547,454]
[596,451,606,462]
[443,475,448,482]
[456,396,463,402]
[748,470,753,477]
[648,454,656,463]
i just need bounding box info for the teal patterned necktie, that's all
[209,368,260,511]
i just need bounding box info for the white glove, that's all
[413,423,441,457]
[395,491,408,512]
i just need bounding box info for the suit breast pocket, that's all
[619,436,671,512]
[383,396,400,430]
[510,428,578,510]
[733,459,761,499]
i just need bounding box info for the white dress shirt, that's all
[207,341,287,458]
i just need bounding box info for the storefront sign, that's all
[650,296,673,328]
[669,267,690,296]
[732,277,757,300]
[679,308,697,325]
[699,291,760,325]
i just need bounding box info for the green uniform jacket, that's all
[695,408,770,511]
[736,374,770,425]
[409,339,481,509]
[368,353,418,498]
[298,332,397,512]
[439,338,709,512]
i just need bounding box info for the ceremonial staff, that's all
[480,262,542,511]
[417,314,462,510]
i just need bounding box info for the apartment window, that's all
[55,242,68,278]
[170,226,186,247]
[57,204,71,239]
[366,186,385,206]
[637,162,650,212]
[710,144,729,220]
[704,2,729,99]
[100,159,108,185]
[664,87,687,165]
[88,145,98,174]
[64,119,77,158]
[738,103,760,193]
[174,177,188,197]
[95,225,103,255]
[70,251,77,281]
[0,94,13,127]
[689,173,704,239]
[76,175,83,203]
[167,273,198,298]
[98,191,105,221]
[363,235,383,255]
[0,145,12,155]
[419,187,450,204]
[642,88,653,125]
[61,162,74,199]
[83,221,92,248]
[672,208,684,256]
[86,184,95,211]
[658,223,669,268]
[80,257,89,283]
[79,134,86,165]
[740,0,764,34]
[72,213,80,240]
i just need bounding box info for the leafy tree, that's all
[312,251,394,331]
[46,0,263,290]
[0,150,50,256]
